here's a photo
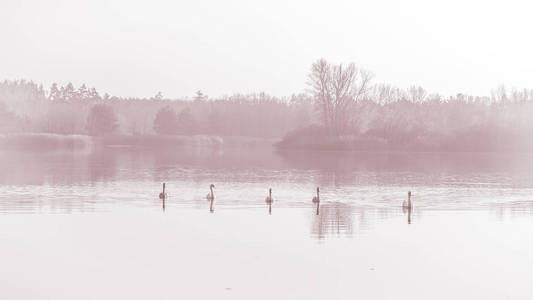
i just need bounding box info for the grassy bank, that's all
[97,134,223,148]
[0,133,277,151]
[0,133,92,151]
[276,125,533,152]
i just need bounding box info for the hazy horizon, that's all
[3,2,533,299]
[2,0,532,99]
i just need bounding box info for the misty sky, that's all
[1,0,532,98]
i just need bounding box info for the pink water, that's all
[1,148,532,299]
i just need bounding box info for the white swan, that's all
[206,184,215,200]
[402,191,412,209]
[265,188,273,204]
[312,187,320,203]
[159,183,167,199]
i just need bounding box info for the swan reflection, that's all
[402,205,412,224]
[311,202,354,239]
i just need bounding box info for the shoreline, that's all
[0,133,277,151]
[2,132,533,153]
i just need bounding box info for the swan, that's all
[159,183,167,199]
[206,184,215,200]
[265,188,273,204]
[402,191,412,209]
[312,187,320,203]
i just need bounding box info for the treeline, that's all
[0,80,313,138]
[279,59,533,151]
[279,97,533,151]
[2,57,533,152]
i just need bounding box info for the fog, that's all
[2,58,533,152]
[2,0,533,98]
[4,2,533,300]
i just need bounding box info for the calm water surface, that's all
[1,147,532,299]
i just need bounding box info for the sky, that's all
[1,0,532,99]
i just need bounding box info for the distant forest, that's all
[0,80,310,138]
[2,59,533,151]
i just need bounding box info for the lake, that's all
[1,147,532,299]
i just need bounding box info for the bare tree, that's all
[491,84,508,103]
[307,58,373,134]
[407,86,427,103]
[371,84,404,105]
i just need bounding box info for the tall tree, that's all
[407,86,427,103]
[177,107,195,134]
[86,104,118,136]
[153,106,178,134]
[49,83,60,100]
[307,58,372,134]
[88,87,100,100]
[194,90,207,102]
[0,101,18,133]
[77,84,89,99]
[62,82,76,101]
[153,91,163,101]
